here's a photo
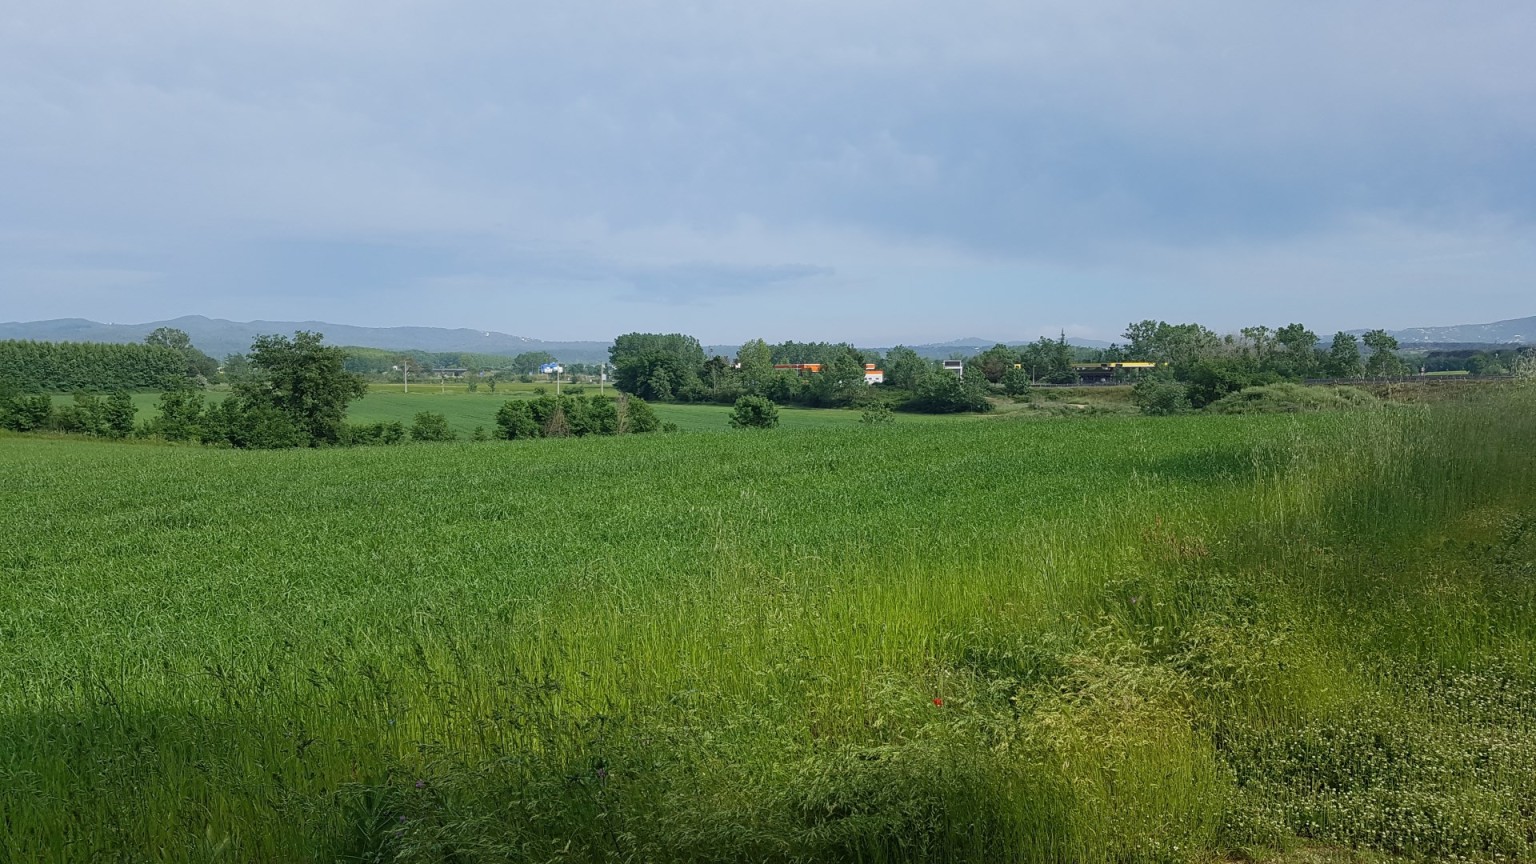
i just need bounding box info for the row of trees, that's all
[1112,321,1413,411]
[608,333,995,413]
[494,394,660,439]
[0,340,186,392]
[0,390,136,437]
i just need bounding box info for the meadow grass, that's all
[2,388,1534,861]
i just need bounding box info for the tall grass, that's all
[1,388,1532,861]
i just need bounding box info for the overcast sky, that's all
[3,1,1533,344]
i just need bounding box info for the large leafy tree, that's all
[145,327,219,382]
[1362,329,1407,377]
[610,333,705,400]
[1326,332,1365,378]
[233,331,367,446]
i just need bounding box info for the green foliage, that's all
[0,392,55,431]
[1132,375,1192,415]
[145,327,219,382]
[1018,335,1078,384]
[728,394,779,428]
[740,393,788,427]
[494,400,540,440]
[495,395,659,440]
[1326,332,1365,378]
[225,331,369,447]
[860,404,896,425]
[610,333,706,400]
[471,425,488,442]
[1362,329,1408,377]
[101,391,136,439]
[145,389,204,442]
[409,411,456,442]
[1001,365,1032,396]
[883,345,931,391]
[1207,383,1378,414]
[902,371,993,413]
[0,339,184,392]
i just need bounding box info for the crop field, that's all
[3,389,1535,862]
[54,386,975,437]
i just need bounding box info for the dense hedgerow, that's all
[1,388,1533,862]
[0,339,185,392]
[1206,382,1378,414]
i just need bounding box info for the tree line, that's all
[608,332,996,414]
[0,340,186,392]
[2,330,662,448]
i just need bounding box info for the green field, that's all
[4,390,1535,861]
[55,385,986,437]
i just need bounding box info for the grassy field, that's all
[55,385,977,436]
[4,389,1535,861]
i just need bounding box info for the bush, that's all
[860,405,895,425]
[495,401,541,440]
[1206,383,1378,414]
[1,393,55,432]
[150,389,207,442]
[902,372,992,414]
[410,411,456,442]
[1002,366,1032,397]
[1132,377,1191,416]
[729,395,779,429]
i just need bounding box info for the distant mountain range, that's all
[1369,315,1534,345]
[1,314,1529,362]
[0,316,614,364]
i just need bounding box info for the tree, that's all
[883,346,930,391]
[729,395,779,429]
[495,401,541,439]
[1326,332,1365,378]
[1273,323,1321,378]
[610,333,706,401]
[146,327,218,382]
[1019,335,1076,384]
[151,389,206,442]
[736,338,775,393]
[1002,365,1032,397]
[970,343,1019,384]
[230,331,368,447]
[1362,329,1407,377]
[807,350,865,407]
[510,352,558,375]
[904,371,993,413]
[101,391,135,439]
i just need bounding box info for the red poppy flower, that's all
[932,697,944,707]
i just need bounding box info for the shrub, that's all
[1206,383,1378,415]
[1002,366,1032,397]
[410,411,456,442]
[150,389,206,442]
[860,405,895,425]
[495,401,541,440]
[729,395,779,429]
[1,394,55,432]
[902,372,993,414]
[1132,377,1191,416]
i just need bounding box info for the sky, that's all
[2,1,1534,345]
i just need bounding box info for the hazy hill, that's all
[0,316,614,364]
[1376,315,1534,345]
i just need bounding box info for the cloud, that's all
[1,0,1533,339]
